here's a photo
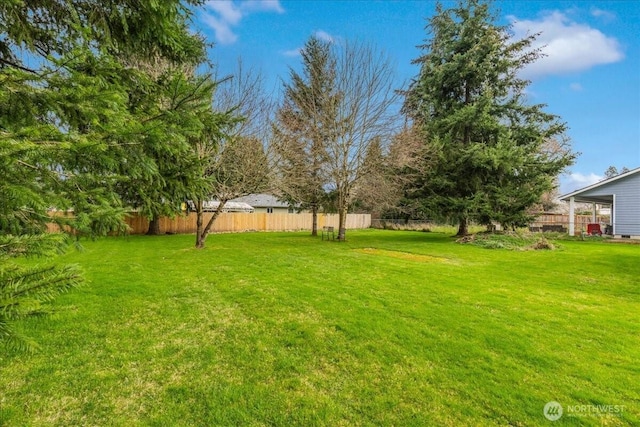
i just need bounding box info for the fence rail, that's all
[48,212,371,235]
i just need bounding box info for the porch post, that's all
[612,195,616,236]
[592,203,597,223]
[569,197,575,236]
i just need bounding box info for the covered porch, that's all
[563,194,613,236]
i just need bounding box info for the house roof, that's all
[195,200,254,212]
[231,194,291,209]
[219,201,254,212]
[560,167,640,202]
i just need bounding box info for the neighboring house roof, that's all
[231,194,291,209]
[560,167,640,202]
[208,201,255,212]
[187,200,254,213]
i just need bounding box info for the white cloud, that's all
[315,30,335,43]
[563,172,604,193]
[201,13,238,44]
[281,30,337,58]
[590,7,616,22]
[208,0,243,24]
[203,0,284,45]
[241,0,284,13]
[569,82,583,91]
[282,48,302,57]
[509,11,624,79]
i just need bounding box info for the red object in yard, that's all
[587,223,602,235]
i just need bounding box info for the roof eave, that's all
[559,167,640,201]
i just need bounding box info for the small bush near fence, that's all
[370,219,433,232]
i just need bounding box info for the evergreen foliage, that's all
[0,233,82,352]
[0,0,216,349]
[115,69,222,234]
[403,0,576,234]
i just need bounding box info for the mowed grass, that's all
[1,230,638,426]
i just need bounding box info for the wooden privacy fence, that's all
[125,212,371,235]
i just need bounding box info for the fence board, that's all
[124,212,371,235]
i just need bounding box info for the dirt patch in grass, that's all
[355,248,452,263]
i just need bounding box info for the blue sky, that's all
[195,0,640,194]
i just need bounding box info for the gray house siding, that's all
[579,173,640,236]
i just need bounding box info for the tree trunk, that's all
[457,217,468,237]
[195,201,205,248]
[337,207,347,241]
[195,200,227,249]
[311,204,318,236]
[146,218,161,235]
[337,186,349,241]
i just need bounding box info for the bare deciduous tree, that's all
[274,40,399,240]
[326,41,400,240]
[533,137,577,213]
[350,137,397,216]
[353,127,429,218]
[192,64,273,248]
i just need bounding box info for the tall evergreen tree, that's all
[403,0,575,235]
[273,36,338,236]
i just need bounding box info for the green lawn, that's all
[1,230,638,426]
